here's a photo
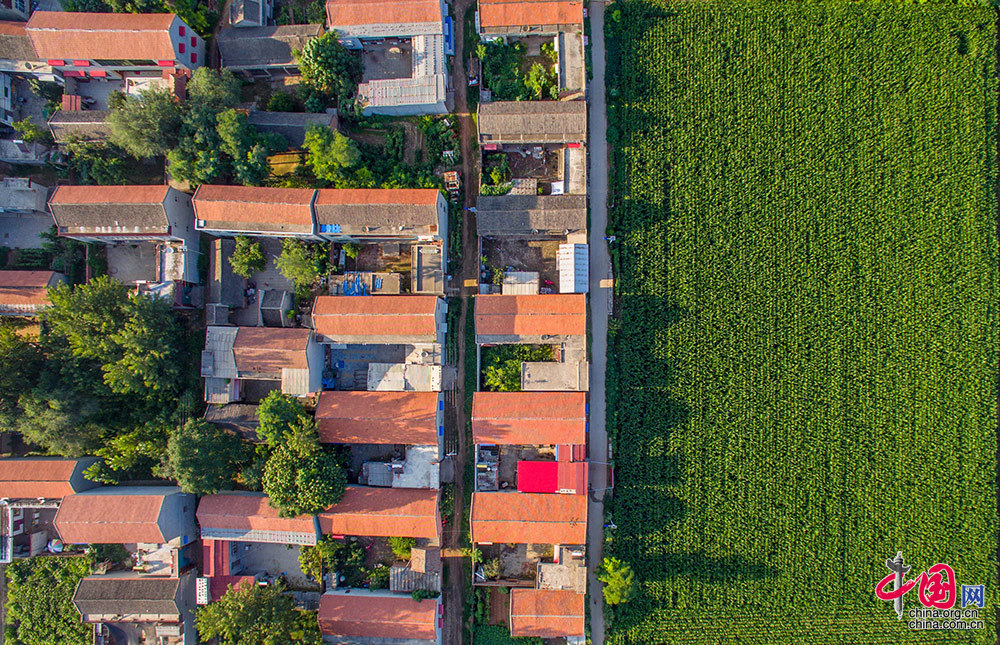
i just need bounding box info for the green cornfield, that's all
[604,2,998,643]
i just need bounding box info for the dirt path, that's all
[442,1,479,643]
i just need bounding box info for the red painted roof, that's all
[26,12,179,63]
[55,491,167,544]
[318,487,439,539]
[509,589,584,638]
[472,391,586,445]
[312,295,439,341]
[315,391,438,445]
[318,594,437,640]
[325,0,441,27]
[0,458,86,499]
[471,492,586,544]
[517,461,557,493]
[475,294,586,336]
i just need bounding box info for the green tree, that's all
[187,67,243,110]
[196,583,319,645]
[0,327,45,430]
[275,239,327,291]
[298,535,342,583]
[597,557,637,605]
[303,125,360,184]
[388,536,416,560]
[482,344,553,392]
[295,31,360,100]
[5,556,92,645]
[64,141,130,185]
[229,236,266,278]
[12,118,52,145]
[107,88,182,157]
[524,62,556,100]
[13,391,107,457]
[166,104,227,185]
[83,422,168,483]
[165,418,246,494]
[267,91,297,112]
[217,109,273,186]
[257,391,307,446]
[263,417,346,517]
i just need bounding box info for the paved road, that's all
[587,2,610,644]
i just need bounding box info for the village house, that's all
[509,588,585,641]
[326,0,451,115]
[318,593,442,645]
[313,295,447,346]
[0,270,65,316]
[478,100,586,145]
[0,457,99,562]
[25,12,204,81]
[475,292,586,350]
[47,185,201,304]
[47,109,111,143]
[73,573,197,645]
[193,185,320,239]
[229,0,273,28]
[201,326,323,404]
[217,24,321,78]
[315,391,443,488]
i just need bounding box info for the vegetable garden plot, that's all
[604,2,998,643]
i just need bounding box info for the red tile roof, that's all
[196,493,316,535]
[318,487,439,539]
[318,594,437,640]
[315,391,438,445]
[26,12,179,62]
[472,391,586,445]
[479,0,582,29]
[0,271,56,310]
[0,458,86,499]
[49,184,170,205]
[55,491,167,544]
[471,492,586,544]
[325,0,441,27]
[509,589,585,638]
[312,295,439,341]
[556,460,587,495]
[475,294,586,337]
[232,327,310,375]
[192,185,315,233]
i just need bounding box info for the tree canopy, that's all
[229,236,267,279]
[263,417,346,517]
[275,239,328,292]
[597,556,637,605]
[107,88,182,158]
[303,125,360,184]
[295,32,360,101]
[165,418,246,494]
[196,583,320,645]
[5,556,92,645]
[257,391,308,447]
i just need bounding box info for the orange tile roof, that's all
[0,458,85,499]
[318,487,439,539]
[318,594,437,640]
[312,295,439,341]
[471,492,586,544]
[196,492,317,535]
[0,271,55,309]
[479,0,582,28]
[0,20,28,36]
[26,12,179,62]
[475,294,586,337]
[315,391,438,445]
[233,327,310,375]
[49,184,169,205]
[325,0,441,27]
[509,589,585,638]
[472,391,586,445]
[192,185,315,233]
[55,492,167,544]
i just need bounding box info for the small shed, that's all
[557,243,588,293]
[502,271,539,295]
